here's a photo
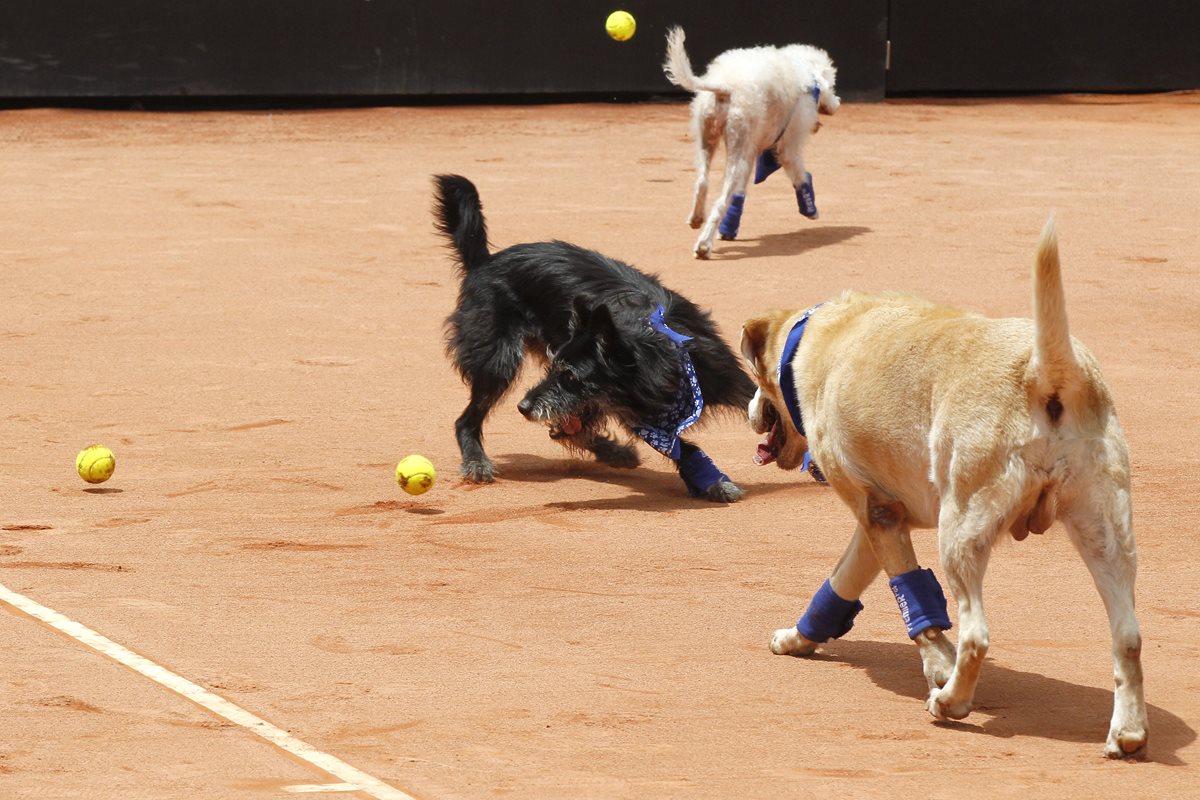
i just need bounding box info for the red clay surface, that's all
[2,95,1199,799]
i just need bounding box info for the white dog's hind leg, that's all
[689,108,721,229]
[1062,461,1147,759]
[771,523,881,655]
[694,138,752,258]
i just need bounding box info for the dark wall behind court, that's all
[0,1,1195,102]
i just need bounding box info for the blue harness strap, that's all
[633,306,701,460]
[777,304,824,476]
[633,306,731,494]
[796,578,863,643]
[778,305,822,437]
[754,150,780,185]
[889,568,953,639]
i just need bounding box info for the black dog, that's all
[433,174,755,501]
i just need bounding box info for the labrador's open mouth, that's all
[754,423,779,465]
[753,405,781,465]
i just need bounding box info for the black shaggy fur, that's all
[434,174,756,501]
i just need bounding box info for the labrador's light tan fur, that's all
[741,218,1147,759]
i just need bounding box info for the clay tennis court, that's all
[3,95,1199,798]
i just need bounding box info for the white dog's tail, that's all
[662,26,732,99]
[1031,214,1084,416]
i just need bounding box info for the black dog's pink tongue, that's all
[753,427,778,465]
[561,415,582,436]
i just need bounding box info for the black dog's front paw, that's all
[460,459,496,483]
[589,437,640,469]
[702,480,744,503]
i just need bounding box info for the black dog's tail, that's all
[433,174,490,273]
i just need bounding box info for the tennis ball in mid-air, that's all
[76,444,116,484]
[396,454,436,496]
[606,10,636,42]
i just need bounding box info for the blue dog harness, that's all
[633,306,730,494]
[778,304,822,474]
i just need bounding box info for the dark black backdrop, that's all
[887,1,1200,94]
[0,1,887,101]
[0,1,1196,102]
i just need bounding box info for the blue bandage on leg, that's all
[754,150,781,184]
[796,579,864,643]
[718,193,745,239]
[888,568,952,639]
[796,172,817,219]
[678,448,729,496]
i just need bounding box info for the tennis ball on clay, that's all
[605,10,636,42]
[76,444,116,484]
[395,454,436,496]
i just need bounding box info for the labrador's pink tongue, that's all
[753,427,778,465]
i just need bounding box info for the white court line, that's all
[0,582,416,800]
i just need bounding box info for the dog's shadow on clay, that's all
[717,224,871,260]
[798,639,1194,764]
[491,452,815,512]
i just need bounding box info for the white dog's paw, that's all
[926,687,972,721]
[693,240,713,259]
[770,627,818,656]
[1105,724,1148,760]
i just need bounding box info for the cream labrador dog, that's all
[740,217,1147,759]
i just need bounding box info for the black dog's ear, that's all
[570,296,593,333]
[589,303,628,361]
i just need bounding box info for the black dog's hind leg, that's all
[454,348,525,483]
[677,439,743,503]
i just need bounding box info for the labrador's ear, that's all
[740,316,773,378]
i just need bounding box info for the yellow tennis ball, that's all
[396,454,435,496]
[76,444,116,484]
[605,10,636,42]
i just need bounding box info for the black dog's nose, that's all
[517,398,534,419]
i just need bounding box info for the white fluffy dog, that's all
[663,27,840,259]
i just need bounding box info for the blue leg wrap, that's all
[678,448,729,496]
[796,579,864,643]
[888,568,952,639]
[754,150,781,184]
[796,172,817,219]
[718,193,745,239]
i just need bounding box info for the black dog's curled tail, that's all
[433,174,490,273]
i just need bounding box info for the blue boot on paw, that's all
[796,172,818,219]
[719,193,746,239]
